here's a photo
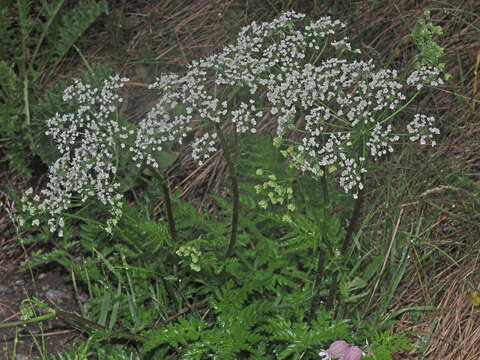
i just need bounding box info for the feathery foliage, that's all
[0,0,107,176]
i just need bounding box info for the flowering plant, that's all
[17,74,131,237]
[16,11,444,327]
[133,11,444,313]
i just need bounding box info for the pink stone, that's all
[341,345,363,360]
[327,340,350,358]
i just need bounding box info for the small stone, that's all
[38,273,47,280]
[341,345,363,360]
[327,340,350,358]
[45,289,70,304]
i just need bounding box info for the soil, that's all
[0,260,87,359]
[0,165,87,359]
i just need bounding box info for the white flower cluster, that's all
[267,59,409,196]
[231,100,263,134]
[366,123,399,159]
[16,187,45,229]
[133,67,225,168]
[133,12,357,169]
[32,75,130,236]
[407,114,440,146]
[407,64,444,90]
[249,17,440,197]
[26,11,443,236]
[133,11,441,198]
[191,131,217,166]
[210,10,310,89]
[131,73,188,168]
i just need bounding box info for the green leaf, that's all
[151,148,179,173]
[362,255,383,283]
[98,290,111,327]
[410,10,445,71]
[43,1,108,78]
[0,61,19,101]
[142,318,207,355]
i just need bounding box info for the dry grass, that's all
[423,253,480,359]
[393,252,480,359]
[0,165,28,270]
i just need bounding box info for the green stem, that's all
[327,189,364,310]
[17,0,30,130]
[214,123,239,258]
[380,91,420,125]
[0,311,55,328]
[311,36,329,65]
[0,306,144,342]
[22,74,30,128]
[29,0,65,79]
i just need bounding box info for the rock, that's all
[45,289,71,304]
[38,273,47,280]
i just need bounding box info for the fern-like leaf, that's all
[42,1,108,78]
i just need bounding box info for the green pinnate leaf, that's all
[51,1,108,65]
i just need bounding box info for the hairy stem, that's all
[214,123,239,258]
[327,189,364,311]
